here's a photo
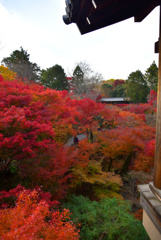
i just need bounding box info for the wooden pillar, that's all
[154,5,161,189]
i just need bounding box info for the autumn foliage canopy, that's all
[0,67,156,238]
[0,189,79,240]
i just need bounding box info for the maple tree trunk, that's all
[108,158,113,172]
[120,152,133,175]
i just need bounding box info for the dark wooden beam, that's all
[155,40,159,54]
[134,0,160,22]
[154,5,161,189]
[76,0,138,34]
[73,0,159,34]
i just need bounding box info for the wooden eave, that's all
[70,0,160,34]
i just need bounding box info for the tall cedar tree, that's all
[72,65,85,94]
[71,61,102,99]
[1,47,40,82]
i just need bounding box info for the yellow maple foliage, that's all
[0,65,17,81]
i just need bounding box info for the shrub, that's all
[63,195,149,240]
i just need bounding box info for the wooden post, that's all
[154,5,161,189]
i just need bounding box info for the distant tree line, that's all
[1,48,102,99]
[1,47,158,103]
[101,61,158,103]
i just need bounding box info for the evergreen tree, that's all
[71,65,85,94]
[63,195,149,240]
[144,61,158,91]
[112,84,126,97]
[1,47,40,82]
[101,83,113,97]
[71,61,102,98]
[40,64,69,90]
[126,70,150,103]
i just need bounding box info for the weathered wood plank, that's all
[138,184,161,233]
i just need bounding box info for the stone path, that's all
[66,133,87,146]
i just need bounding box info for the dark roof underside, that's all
[66,0,160,34]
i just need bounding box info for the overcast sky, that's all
[0,0,160,80]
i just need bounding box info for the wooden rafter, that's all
[64,0,160,34]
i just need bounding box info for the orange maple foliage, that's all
[95,121,155,173]
[0,190,80,240]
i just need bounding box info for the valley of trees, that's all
[0,47,158,239]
